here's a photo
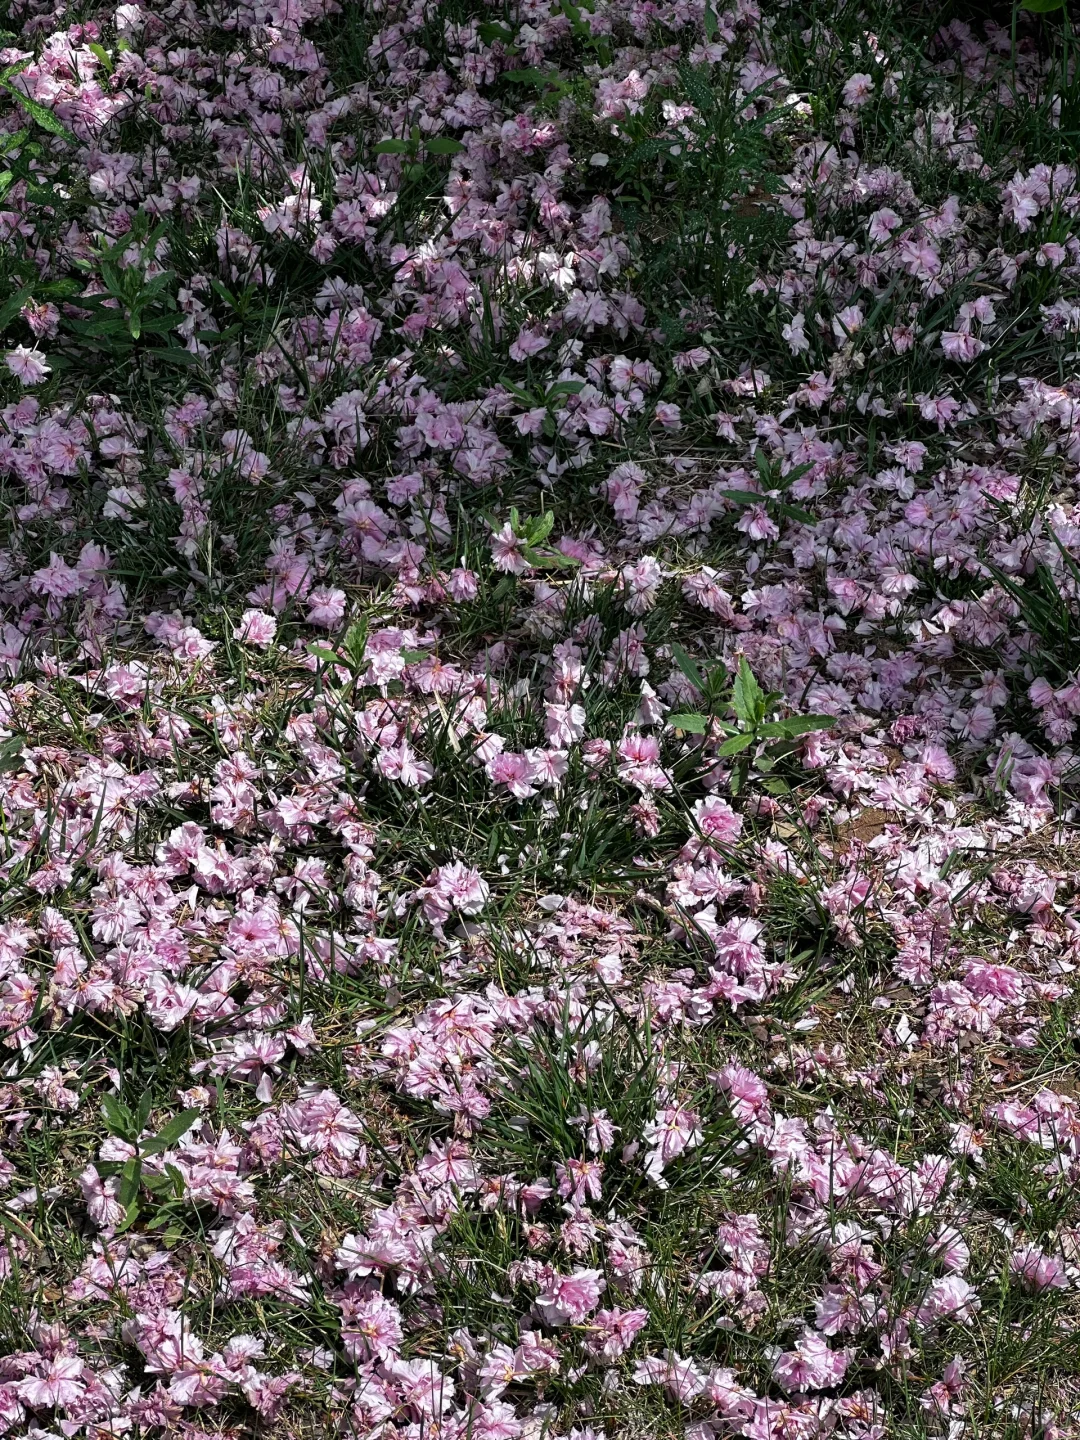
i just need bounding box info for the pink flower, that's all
[535,1268,606,1324]
[508,327,549,360]
[1009,1244,1068,1292]
[941,330,985,362]
[342,1294,404,1361]
[235,609,277,646]
[282,1089,365,1172]
[842,72,874,107]
[642,1105,703,1184]
[617,556,664,615]
[586,1307,649,1360]
[916,1275,981,1325]
[5,345,50,385]
[415,861,489,927]
[736,503,780,542]
[486,750,537,799]
[773,1329,850,1392]
[633,1351,706,1403]
[491,522,528,575]
[376,740,434,789]
[306,587,347,628]
[545,701,586,747]
[17,1356,85,1409]
[555,1156,604,1205]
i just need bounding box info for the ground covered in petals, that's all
[0,0,1080,1436]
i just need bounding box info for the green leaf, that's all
[479,20,515,41]
[0,284,31,332]
[0,735,26,773]
[776,503,815,525]
[544,380,585,400]
[527,549,580,569]
[669,712,708,734]
[88,42,113,74]
[136,312,184,335]
[732,656,765,726]
[307,643,340,665]
[717,731,756,756]
[503,67,560,87]
[526,510,555,545]
[497,375,537,407]
[101,1094,134,1139]
[775,461,813,490]
[140,1169,174,1193]
[344,618,369,669]
[0,83,79,144]
[1020,0,1065,10]
[719,489,763,506]
[669,642,708,694]
[400,648,426,663]
[164,1163,186,1197]
[146,1107,201,1150]
[116,1198,141,1233]
[137,1091,153,1131]
[703,0,718,39]
[0,128,28,154]
[151,345,200,367]
[373,138,411,154]
[776,714,835,736]
[425,136,466,155]
[117,1157,143,1207]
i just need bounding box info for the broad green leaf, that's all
[344,619,369,668]
[88,42,113,74]
[670,641,708,694]
[373,138,411,154]
[307,644,340,665]
[775,461,813,490]
[720,489,763,506]
[523,547,579,569]
[425,136,466,155]
[703,0,718,39]
[1,83,79,144]
[479,20,515,41]
[669,712,708,733]
[0,284,31,332]
[503,67,560,86]
[148,1107,201,1149]
[1020,0,1064,10]
[117,1157,143,1207]
[717,730,756,756]
[497,375,537,406]
[136,312,184,334]
[732,656,764,726]
[0,735,26,773]
[777,502,815,525]
[777,714,836,736]
[527,510,555,545]
[544,380,585,400]
[101,1094,133,1138]
[116,1199,141,1232]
